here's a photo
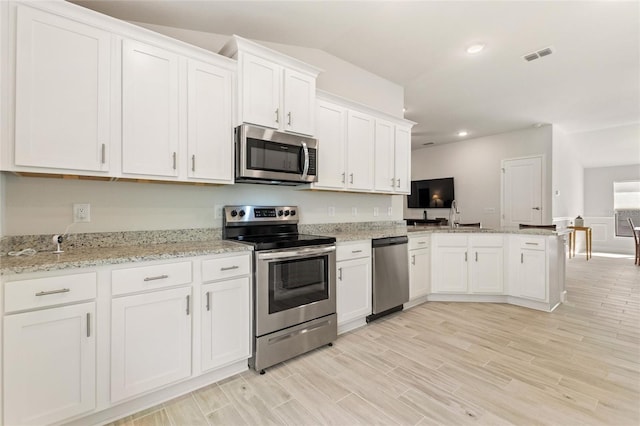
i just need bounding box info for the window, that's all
[614,180,640,237]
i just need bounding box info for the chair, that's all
[518,224,556,230]
[628,218,639,265]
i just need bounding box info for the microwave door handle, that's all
[300,141,309,180]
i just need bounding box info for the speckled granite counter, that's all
[0,240,251,275]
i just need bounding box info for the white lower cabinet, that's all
[3,302,96,425]
[336,241,371,332]
[513,236,548,301]
[111,286,192,403]
[201,277,251,371]
[409,235,430,300]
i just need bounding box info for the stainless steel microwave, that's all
[235,124,318,185]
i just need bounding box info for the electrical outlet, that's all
[328,206,335,217]
[214,205,223,219]
[387,206,393,216]
[373,207,379,217]
[73,203,91,223]
[352,207,358,216]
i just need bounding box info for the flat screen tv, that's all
[407,177,455,208]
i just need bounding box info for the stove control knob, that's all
[290,210,296,216]
[238,210,246,217]
[230,210,238,217]
[284,210,290,216]
[278,210,284,216]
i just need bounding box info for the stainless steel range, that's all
[223,205,337,373]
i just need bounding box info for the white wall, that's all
[2,174,403,235]
[552,126,584,220]
[133,22,404,117]
[408,126,553,229]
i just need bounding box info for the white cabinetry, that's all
[336,240,372,333]
[200,254,251,372]
[347,110,375,191]
[394,126,411,193]
[314,100,347,190]
[374,121,411,194]
[513,236,547,301]
[220,35,320,136]
[3,273,97,426]
[13,5,110,173]
[408,235,430,302]
[432,234,504,295]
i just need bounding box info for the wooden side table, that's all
[568,226,592,260]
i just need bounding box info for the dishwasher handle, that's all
[372,236,408,248]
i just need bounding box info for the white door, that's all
[409,248,430,300]
[336,257,372,325]
[374,119,395,193]
[283,68,315,136]
[394,126,412,193]
[314,100,347,190]
[346,110,375,191]
[14,6,110,172]
[241,52,280,129]
[111,287,192,402]
[502,156,543,227]
[201,277,250,372]
[122,39,179,177]
[469,247,504,294]
[187,59,233,183]
[4,302,96,426]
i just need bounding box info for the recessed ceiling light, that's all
[466,44,485,54]
[457,130,468,137]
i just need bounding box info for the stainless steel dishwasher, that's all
[367,236,409,322]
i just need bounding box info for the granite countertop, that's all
[1,240,252,275]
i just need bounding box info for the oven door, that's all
[255,244,336,336]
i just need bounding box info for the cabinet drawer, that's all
[409,235,430,250]
[202,253,251,282]
[112,261,192,296]
[519,236,546,251]
[470,235,503,248]
[336,241,371,261]
[434,234,467,247]
[4,272,97,313]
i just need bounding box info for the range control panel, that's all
[224,206,298,224]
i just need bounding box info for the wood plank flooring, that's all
[109,255,640,425]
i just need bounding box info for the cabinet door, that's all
[432,246,468,293]
[409,248,430,300]
[4,302,96,426]
[14,6,110,172]
[314,100,347,190]
[518,249,547,301]
[346,110,375,191]
[241,52,280,129]
[283,68,315,135]
[201,277,250,372]
[394,126,411,193]
[111,286,192,402]
[374,119,395,193]
[336,257,371,325]
[470,246,504,294]
[122,39,179,177]
[187,59,233,183]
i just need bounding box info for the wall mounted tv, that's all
[407,177,455,208]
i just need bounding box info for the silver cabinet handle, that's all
[465,252,468,262]
[352,250,363,254]
[301,141,310,180]
[101,144,106,164]
[86,313,91,338]
[287,111,292,126]
[275,108,279,124]
[397,178,400,188]
[338,267,343,281]
[350,173,354,184]
[411,254,415,265]
[532,207,541,210]
[191,155,195,172]
[36,288,70,296]
[391,178,394,187]
[144,274,169,282]
[206,291,210,311]
[417,241,426,245]
[342,173,345,183]
[186,295,190,316]
[172,152,177,170]
[221,265,239,271]
[525,242,539,246]
[475,252,478,262]
[521,253,524,263]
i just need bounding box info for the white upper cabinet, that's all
[347,110,375,191]
[14,5,111,173]
[220,35,321,136]
[313,100,347,190]
[122,39,180,178]
[374,119,395,192]
[187,59,233,183]
[394,125,411,193]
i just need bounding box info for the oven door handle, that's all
[300,141,309,181]
[257,245,335,261]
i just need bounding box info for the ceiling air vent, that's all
[523,46,554,62]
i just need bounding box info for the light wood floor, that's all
[110,255,640,426]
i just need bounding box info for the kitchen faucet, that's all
[450,200,460,228]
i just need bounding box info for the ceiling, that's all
[71,1,640,150]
